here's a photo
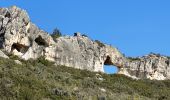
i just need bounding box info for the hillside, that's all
[0,56,170,100]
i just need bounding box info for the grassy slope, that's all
[0,56,170,100]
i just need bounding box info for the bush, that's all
[82,34,88,37]
[95,40,105,47]
[167,56,170,59]
[8,53,20,60]
[127,57,140,61]
[51,28,62,39]
[36,56,54,66]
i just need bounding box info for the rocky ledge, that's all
[0,6,169,80]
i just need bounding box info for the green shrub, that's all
[36,56,54,66]
[51,28,62,39]
[82,34,88,37]
[167,56,170,59]
[8,53,20,60]
[127,57,140,61]
[95,40,105,47]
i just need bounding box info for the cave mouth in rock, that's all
[104,56,119,74]
[35,35,48,46]
[104,56,113,65]
[11,43,29,54]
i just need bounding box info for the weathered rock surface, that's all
[0,6,170,80]
[122,54,170,80]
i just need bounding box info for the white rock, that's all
[14,60,22,65]
[0,6,170,80]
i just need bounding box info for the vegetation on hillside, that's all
[0,56,170,100]
[127,57,141,61]
[51,28,62,40]
[95,40,105,47]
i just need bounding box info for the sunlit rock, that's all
[0,6,170,80]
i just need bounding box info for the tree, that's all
[51,28,62,39]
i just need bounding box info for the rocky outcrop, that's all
[0,6,124,72]
[0,6,170,80]
[121,54,170,80]
[0,6,56,59]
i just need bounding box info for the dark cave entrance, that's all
[104,56,119,74]
[35,35,48,46]
[11,43,29,54]
[104,56,113,65]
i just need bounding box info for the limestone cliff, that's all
[123,54,170,80]
[0,6,169,80]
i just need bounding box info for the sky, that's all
[1,0,170,74]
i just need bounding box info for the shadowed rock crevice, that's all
[11,43,29,54]
[0,31,5,48]
[0,21,5,48]
[5,11,11,18]
[104,56,120,74]
[104,56,113,65]
[35,35,48,46]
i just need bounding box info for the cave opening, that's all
[35,35,48,46]
[104,56,119,74]
[11,43,29,54]
[104,56,113,65]
[5,11,11,18]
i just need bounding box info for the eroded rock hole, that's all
[5,11,11,18]
[104,56,113,65]
[104,56,118,74]
[104,65,118,74]
[35,35,48,46]
[11,43,29,53]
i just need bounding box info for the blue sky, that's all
[1,0,170,74]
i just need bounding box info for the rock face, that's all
[0,6,170,80]
[122,54,170,80]
[0,6,124,72]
